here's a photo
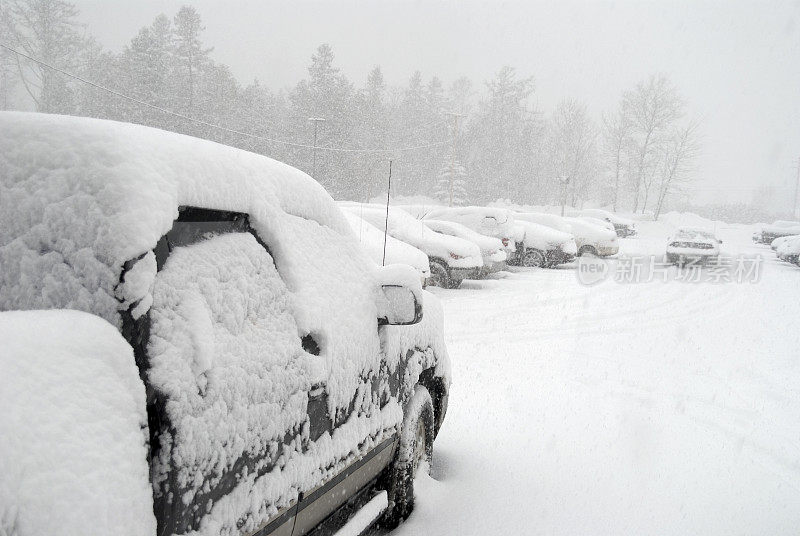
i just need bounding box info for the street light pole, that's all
[308,117,325,179]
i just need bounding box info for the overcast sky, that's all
[73,0,800,206]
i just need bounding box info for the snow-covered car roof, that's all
[514,212,573,234]
[579,208,635,227]
[580,216,616,232]
[340,203,482,268]
[673,228,718,241]
[343,210,430,278]
[515,220,575,249]
[423,219,504,254]
[0,112,358,325]
[422,206,516,239]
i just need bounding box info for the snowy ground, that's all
[384,219,800,535]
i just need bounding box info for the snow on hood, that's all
[422,206,516,241]
[423,219,505,255]
[514,212,573,235]
[563,217,618,242]
[344,211,431,278]
[515,220,575,250]
[340,204,482,268]
[0,309,155,536]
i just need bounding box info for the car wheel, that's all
[578,245,598,257]
[522,249,546,268]
[381,385,435,528]
[428,261,450,289]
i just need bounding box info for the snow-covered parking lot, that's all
[387,218,800,535]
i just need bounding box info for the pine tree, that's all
[435,156,469,206]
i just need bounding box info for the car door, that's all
[274,215,398,535]
[142,208,313,536]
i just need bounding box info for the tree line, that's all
[0,0,701,217]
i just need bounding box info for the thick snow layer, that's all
[513,220,575,250]
[0,113,450,536]
[0,112,353,326]
[422,206,516,242]
[422,219,506,262]
[339,203,482,269]
[385,220,800,536]
[0,310,155,536]
[343,210,430,279]
[514,211,573,234]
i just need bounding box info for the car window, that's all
[147,231,312,535]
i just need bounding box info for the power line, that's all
[0,43,448,155]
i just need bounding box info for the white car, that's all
[344,211,431,283]
[758,221,800,244]
[770,234,799,251]
[423,219,507,276]
[342,204,483,289]
[665,228,722,265]
[776,235,800,264]
[421,206,517,256]
[562,217,619,256]
[578,209,637,237]
[510,220,577,267]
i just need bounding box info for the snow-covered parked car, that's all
[344,210,431,283]
[423,219,507,276]
[776,235,800,264]
[508,220,577,267]
[421,206,517,256]
[342,204,483,289]
[578,208,637,237]
[770,234,799,251]
[0,113,451,536]
[665,228,722,265]
[759,220,800,244]
[515,212,618,257]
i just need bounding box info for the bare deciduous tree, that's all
[601,109,630,211]
[654,120,701,219]
[621,74,683,213]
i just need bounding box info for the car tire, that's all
[578,245,598,257]
[381,385,435,529]
[428,260,451,289]
[522,249,546,268]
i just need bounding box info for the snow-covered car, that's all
[516,212,618,257]
[665,228,722,265]
[344,210,431,283]
[423,219,507,276]
[509,220,577,267]
[759,220,800,244]
[341,203,483,289]
[770,234,799,251]
[578,208,637,237]
[421,206,517,256]
[0,113,451,536]
[580,215,617,233]
[776,235,800,264]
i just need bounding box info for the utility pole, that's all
[308,117,325,179]
[444,112,464,207]
[558,176,570,216]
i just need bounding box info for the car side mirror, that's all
[377,284,423,326]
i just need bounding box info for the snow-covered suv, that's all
[665,228,722,265]
[0,113,451,536]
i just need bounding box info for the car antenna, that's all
[382,159,392,266]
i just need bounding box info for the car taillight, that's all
[501,238,509,247]
[449,252,463,260]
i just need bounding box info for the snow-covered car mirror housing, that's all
[377,285,423,325]
[376,264,424,326]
